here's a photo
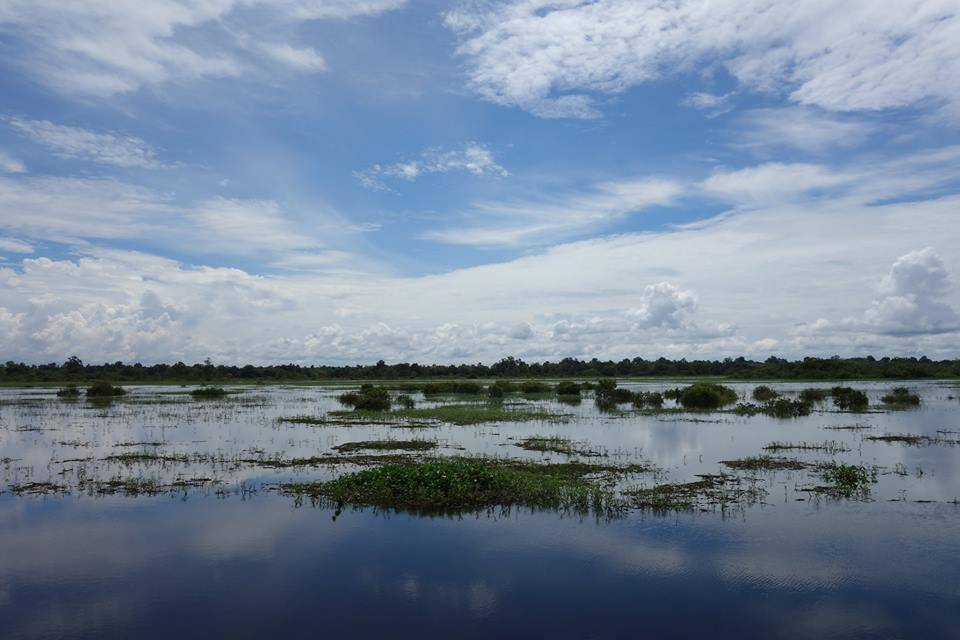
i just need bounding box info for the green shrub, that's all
[85,381,127,397]
[676,383,738,409]
[338,385,391,411]
[831,387,869,411]
[520,381,551,394]
[881,387,920,406]
[556,381,581,397]
[395,394,416,409]
[799,388,829,403]
[763,397,812,418]
[56,385,81,398]
[751,385,779,402]
[632,391,664,408]
[421,382,484,395]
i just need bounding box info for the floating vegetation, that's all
[80,476,221,496]
[763,441,851,454]
[752,385,779,402]
[56,385,81,399]
[395,394,415,409]
[720,455,809,471]
[831,387,869,411]
[281,457,645,516]
[672,383,738,409]
[104,451,191,464]
[865,433,958,446]
[515,436,603,457]
[625,474,765,512]
[881,387,921,407]
[333,439,437,453]
[86,381,127,398]
[814,463,877,498]
[190,386,227,399]
[823,422,873,431]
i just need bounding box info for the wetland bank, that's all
[1,378,959,638]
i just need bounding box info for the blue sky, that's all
[1,0,959,364]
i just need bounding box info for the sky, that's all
[0,0,959,365]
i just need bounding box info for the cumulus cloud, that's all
[8,118,165,168]
[446,0,960,120]
[860,248,959,335]
[0,0,405,96]
[355,143,508,191]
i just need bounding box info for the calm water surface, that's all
[1,381,958,639]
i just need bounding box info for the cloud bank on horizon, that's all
[0,0,959,364]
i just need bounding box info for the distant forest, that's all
[2,355,959,384]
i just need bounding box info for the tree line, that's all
[1,355,958,383]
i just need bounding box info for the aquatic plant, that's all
[85,381,127,397]
[395,394,416,409]
[762,441,850,454]
[817,462,876,498]
[762,397,812,418]
[594,379,634,404]
[720,455,809,471]
[625,474,765,512]
[515,436,602,457]
[632,391,664,408]
[751,385,779,402]
[56,385,81,398]
[282,457,635,515]
[190,386,227,399]
[332,403,569,426]
[831,387,869,411]
[420,381,485,395]
[881,387,920,406]
[676,383,738,409]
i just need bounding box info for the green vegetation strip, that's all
[281,457,649,515]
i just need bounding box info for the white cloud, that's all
[355,143,508,191]
[681,92,733,117]
[0,174,359,259]
[731,108,879,154]
[425,177,682,246]
[0,150,26,173]
[0,0,405,97]
[0,237,34,254]
[860,248,959,335]
[8,118,164,168]
[446,1,960,120]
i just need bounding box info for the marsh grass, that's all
[831,387,869,411]
[752,385,779,402]
[881,387,921,407]
[763,441,851,454]
[56,385,81,399]
[334,439,437,453]
[673,383,738,409]
[626,474,765,512]
[515,436,604,457]
[190,387,228,399]
[720,455,809,471]
[330,403,570,426]
[86,381,127,398]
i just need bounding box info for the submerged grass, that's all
[515,436,604,457]
[333,439,437,453]
[763,440,851,454]
[720,455,809,471]
[330,403,570,426]
[625,474,765,512]
[814,462,877,498]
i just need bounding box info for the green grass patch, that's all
[763,441,850,454]
[190,386,228,399]
[625,474,765,512]
[814,462,876,498]
[331,403,570,426]
[280,457,645,515]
